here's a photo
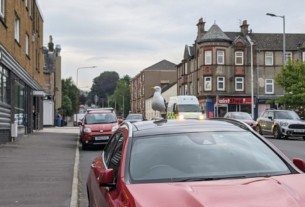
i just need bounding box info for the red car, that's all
[79,110,119,150]
[224,111,257,130]
[87,119,305,207]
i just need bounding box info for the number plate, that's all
[95,136,109,140]
[294,129,305,133]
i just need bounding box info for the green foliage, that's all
[110,75,131,117]
[90,71,119,106]
[274,60,305,107]
[62,77,79,115]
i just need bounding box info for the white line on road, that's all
[70,136,80,207]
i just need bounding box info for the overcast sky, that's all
[37,0,305,90]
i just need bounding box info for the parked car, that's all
[79,110,119,150]
[224,111,256,130]
[87,119,305,206]
[256,109,305,140]
[125,113,146,123]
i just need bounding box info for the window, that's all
[184,84,188,95]
[217,50,224,64]
[285,52,292,63]
[0,0,4,18]
[25,33,29,55]
[204,76,212,91]
[184,62,188,74]
[302,52,305,62]
[25,0,28,7]
[14,15,20,42]
[205,50,212,65]
[235,77,244,91]
[0,66,9,104]
[217,77,225,91]
[265,79,274,94]
[235,51,244,65]
[265,52,273,65]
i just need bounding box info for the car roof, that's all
[129,119,250,137]
[86,110,114,114]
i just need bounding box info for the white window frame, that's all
[265,52,273,66]
[265,79,274,94]
[235,77,244,91]
[205,50,212,65]
[25,0,28,7]
[184,62,188,74]
[14,16,20,42]
[204,76,212,91]
[235,51,244,65]
[285,51,292,63]
[25,33,29,55]
[184,84,188,95]
[303,52,305,62]
[217,50,224,65]
[0,0,4,18]
[217,77,225,91]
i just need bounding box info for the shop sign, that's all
[218,97,252,104]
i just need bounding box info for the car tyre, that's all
[82,143,88,150]
[256,125,263,135]
[303,136,305,141]
[273,126,282,139]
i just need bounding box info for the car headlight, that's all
[177,114,184,120]
[112,125,119,132]
[198,114,204,120]
[279,122,289,127]
[83,127,92,133]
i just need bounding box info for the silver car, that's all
[256,109,305,140]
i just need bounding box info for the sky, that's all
[37,0,305,90]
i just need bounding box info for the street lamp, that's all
[246,35,254,119]
[76,66,97,88]
[266,13,286,65]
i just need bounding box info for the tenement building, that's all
[0,0,45,143]
[177,18,305,119]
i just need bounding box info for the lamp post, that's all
[246,35,254,119]
[76,66,97,88]
[122,95,125,118]
[266,13,286,65]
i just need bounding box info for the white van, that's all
[166,95,204,119]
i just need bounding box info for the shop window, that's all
[14,80,25,125]
[0,66,9,104]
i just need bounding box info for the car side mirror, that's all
[268,116,273,120]
[293,158,305,172]
[98,168,116,187]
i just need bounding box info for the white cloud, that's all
[37,0,305,88]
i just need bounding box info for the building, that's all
[130,60,177,116]
[0,0,45,143]
[178,18,305,119]
[42,36,62,126]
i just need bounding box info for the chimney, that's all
[240,20,249,36]
[197,18,205,39]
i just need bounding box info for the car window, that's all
[104,132,122,164]
[129,131,290,183]
[108,136,123,180]
[275,111,300,120]
[85,113,116,124]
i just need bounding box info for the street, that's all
[0,126,305,207]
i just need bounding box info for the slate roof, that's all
[144,59,177,71]
[224,32,305,51]
[184,45,194,59]
[199,24,231,43]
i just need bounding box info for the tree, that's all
[110,75,131,117]
[62,77,79,115]
[274,60,305,108]
[90,71,119,106]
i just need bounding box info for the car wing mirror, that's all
[98,168,116,187]
[268,116,273,120]
[292,158,305,172]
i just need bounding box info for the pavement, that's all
[0,124,80,207]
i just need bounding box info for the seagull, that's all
[152,86,166,113]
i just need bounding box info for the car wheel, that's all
[303,136,305,140]
[273,126,282,139]
[256,125,263,135]
[82,143,88,150]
